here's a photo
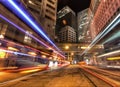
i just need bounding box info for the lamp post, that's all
[64,45,69,60]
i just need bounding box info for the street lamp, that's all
[65,45,69,50]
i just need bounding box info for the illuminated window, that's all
[28,0,34,5]
[0,23,7,35]
[62,19,67,25]
[0,49,6,59]
[24,31,32,43]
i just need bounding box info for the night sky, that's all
[57,0,91,13]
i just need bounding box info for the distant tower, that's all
[77,8,91,43]
[58,26,76,43]
[56,6,77,42]
[22,0,58,41]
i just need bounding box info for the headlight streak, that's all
[1,0,61,52]
[107,57,120,61]
[0,39,44,57]
[1,0,65,58]
[88,17,120,51]
[97,50,120,58]
[0,49,34,57]
[0,15,65,58]
[103,31,120,44]
[81,13,120,56]
[0,14,49,48]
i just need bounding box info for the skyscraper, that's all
[22,0,58,41]
[89,0,120,39]
[77,8,91,43]
[58,26,76,43]
[56,6,77,42]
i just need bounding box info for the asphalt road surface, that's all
[0,65,110,87]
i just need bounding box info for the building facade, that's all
[0,1,61,68]
[58,26,76,43]
[22,0,58,41]
[89,0,100,16]
[77,8,91,43]
[55,6,77,42]
[89,0,120,39]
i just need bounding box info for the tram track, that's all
[89,67,120,82]
[80,69,97,87]
[79,68,113,87]
[80,66,119,87]
[85,66,120,82]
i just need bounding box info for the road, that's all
[83,65,120,86]
[0,65,112,87]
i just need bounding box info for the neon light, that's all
[0,15,65,58]
[1,0,61,52]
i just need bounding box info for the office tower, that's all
[58,26,76,43]
[89,0,120,39]
[77,8,90,43]
[22,0,58,41]
[89,0,100,15]
[56,6,77,42]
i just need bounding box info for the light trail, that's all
[0,0,65,58]
[6,0,60,51]
[0,15,65,58]
[81,13,120,55]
